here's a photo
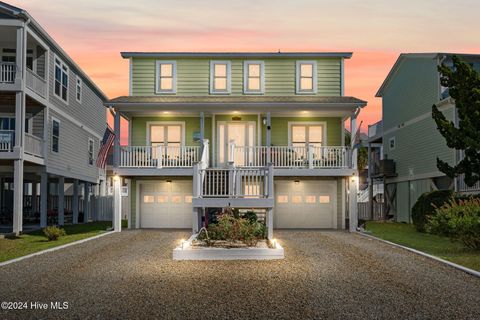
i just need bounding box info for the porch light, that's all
[166,179,172,184]
[113,175,120,181]
[294,180,300,185]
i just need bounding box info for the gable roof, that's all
[121,52,353,59]
[376,52,480,97]
[0,1,108,101]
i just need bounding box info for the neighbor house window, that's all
[54,56,69,102]
[244,61,264,94]
[88,138,94,165]
[296,61,317,94]
[319,195,330,203]
[76,76,82,102]
[389,137,396,151]
[52,118,60,153]
[155,61,176,94]
[210,61,231,94]
[290,123,325,148]
[1,49,33,69]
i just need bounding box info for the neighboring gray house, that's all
[373,53,480,223]
[0,2,108,234]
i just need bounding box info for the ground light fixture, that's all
[271,239,278,248]
[180,239,186,250]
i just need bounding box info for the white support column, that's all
[83,182,90,223]
[40,172,48,228]
[349,110,359,232]
[113,110,121,168]
[200,112,205,141]
[113,176,122,232]
[72,179,79,224]
[267,208,273,240]
[192,207,201,233]
[31,178,37,217]
[58,177,65,225]
[12,160,24,235]
[266,112,271,165]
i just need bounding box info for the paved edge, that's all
[0,231,116,267]
[357,232,480,278]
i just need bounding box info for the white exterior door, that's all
[139,180,192,228]
[217,121,255,166]
[274,180,337,229]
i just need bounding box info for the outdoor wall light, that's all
[294,180,300,185]
[113,175,120,181]
[166,179,172,184]
[262,118,267,125]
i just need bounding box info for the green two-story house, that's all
[106,52,366,237]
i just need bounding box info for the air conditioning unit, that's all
[379,159,396,177]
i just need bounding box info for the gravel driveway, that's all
[0,230,479,319]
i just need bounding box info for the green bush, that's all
[427,198,480,250]
[411,190,454,232]
[241,211,258,223]
[43,225,66,241]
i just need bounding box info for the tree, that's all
[432,56,480,187]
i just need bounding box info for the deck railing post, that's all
[228,162,235,196]
[267,163,274,198]
[156,145,163,168]
[308,144,314,169]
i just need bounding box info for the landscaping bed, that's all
[0,221,113,263]
[366,221,480,271]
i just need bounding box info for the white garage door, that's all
[139,180,193,228]
[274,180,337,229]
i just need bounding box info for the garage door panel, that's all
[274,180,337,229]
[139,181,192,229]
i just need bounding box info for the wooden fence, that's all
[358,202,384,221]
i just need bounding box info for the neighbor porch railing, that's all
[0,62,16,83]
[232,145,350,168]
[26,68,47,98]
[24,133,44,158]
[0,130,14,151]
[119,145,200,168]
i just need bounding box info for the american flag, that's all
[96,126,115,168]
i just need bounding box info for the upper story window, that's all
[52,118,60,153]
[148,123,184,147]
[389,137,396,151]
[289,123,325,148]
[88,138,94,165]
[54,56,69,102]
[244,61,265,94]
[75,76,82,103]
[155,61,176,94]
[296,61,317,94]
[210,61,231,94]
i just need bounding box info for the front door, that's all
[217,121,255,166]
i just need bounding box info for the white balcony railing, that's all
[0,62,16,83]
[24,133,44,158]
[120,145,200,168]
[26,68,47,98]
[232,145,351,168]
[0,130,14,152]
[458,174,480,194]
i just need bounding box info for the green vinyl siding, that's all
[265,117,343,146]
[131,58,341,96]
[130,116,212,147]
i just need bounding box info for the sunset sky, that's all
[11,0,480,133]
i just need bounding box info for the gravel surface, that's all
[0,230,479,319]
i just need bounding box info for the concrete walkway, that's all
[0,230,479,319]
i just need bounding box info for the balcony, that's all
[0,130,14,151]
[24,132,44,158]
[0,62,16,83]
[0,130,44,160]
[25,68,47,98]
[231,145,351,169]
[119,145,201,168]
[372,159,396,177]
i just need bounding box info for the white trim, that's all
[75,75,82,103]
[212,113,216,166]
[53,54,69,104]
[385,170,447,184]
[296,60,318,94]
[216,120,256,166]
[88,137,94,166]
[243,60,265,94]
[287,121,328,146]
[155,60,177,94]
[340,58,345,96]
[145,121,185,146]
[0,231,114,267]
[51,116,60,153]
[48,103,102,140]
[210,60,231,95]
[129,57,133,95]
[357,232,480,278]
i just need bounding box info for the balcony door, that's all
[217,121,255,166]
[147,122,184,159]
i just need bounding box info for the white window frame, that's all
[288,121,327,146]
[243,61,265,94]
[54,54,69,104]
[296,61,317,94]
[210,61,231,94]
[75,75,82,103]
[51,117,60,153]
[145,121,186,146]
[155,60,177,94]
[88,138,94,166]
[389,137,396,151]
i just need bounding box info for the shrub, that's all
[241,211,258,223]
[426,198,480,250]
[43,225,66,241]
[411,190,454,232]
